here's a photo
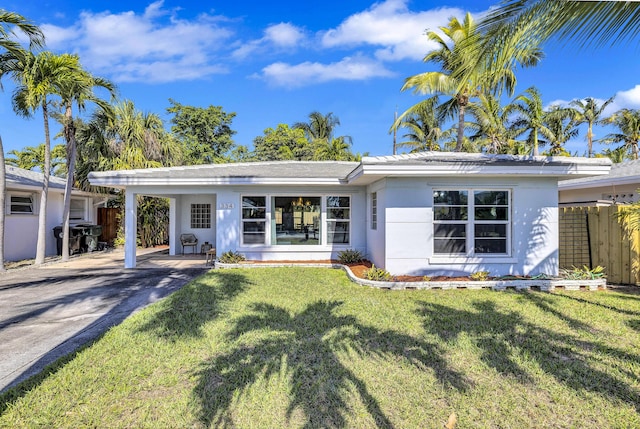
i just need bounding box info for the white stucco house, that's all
[559,159,640,206]
[88,152,611,276]
[5,165,106,262]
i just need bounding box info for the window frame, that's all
[433,188,511,257]
[326,195,351,245]
[8,192,36,215]
[241,196,267,245]
[240,193,352,247]
[371,192,377,230]
[69,197,88,222]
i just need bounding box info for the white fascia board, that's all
[88,176,348,187]
[347,163,611,185]
[559,175,640,191]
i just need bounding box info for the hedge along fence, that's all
[560,206,640,285]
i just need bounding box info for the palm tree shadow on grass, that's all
[137,271,252,339]
[417,299,640,412]
[195,300,470,428]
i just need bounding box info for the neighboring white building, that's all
[5,165,107,262]
[559,159,640,206]
[89,152,611,276]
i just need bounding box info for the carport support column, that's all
[168,197,178,256]
[124,189,137,268]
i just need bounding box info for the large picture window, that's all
[433,189,509,255]
[242,196,266,244]
[272,196,321,245]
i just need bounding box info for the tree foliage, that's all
[6,143,66,174]
[167,98,236,165]
[252,124,311,161]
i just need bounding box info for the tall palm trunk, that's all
[34,100,50,264]
[455,94,469,152]
[61,103,76,261]
[0,136,5,271]
[587,123,594,158]
[532,128,539,156]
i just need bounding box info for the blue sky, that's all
[2,0,640,158]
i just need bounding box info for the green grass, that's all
[1,268,639,428]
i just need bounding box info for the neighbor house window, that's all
[242,196,266,244]
[371,192,377,230]
[9,193,35,215]
[433,190,510,255]
[272,196,321,245]
[326,196,350,244]
[70,198,87,221]
[190,203,211,229]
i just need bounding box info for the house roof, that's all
[558,159,640,191]
[6,165,68,191]
[348,152,612,185]
[88,161,360,187]
[6,165,105,197]
[88,152,612,189]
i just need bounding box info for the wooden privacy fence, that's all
[559,206,640,285]
[97,207,120,246]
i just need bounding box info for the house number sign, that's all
[219,202,235,209]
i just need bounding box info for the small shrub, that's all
[422,276,432,282]
[560,265,605,280]
[470,271,490,281]
[218,251,246,264]
[364,264,392,281]
[337,249,365,264]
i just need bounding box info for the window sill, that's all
[240,244,351,251]
[429,255,517,264]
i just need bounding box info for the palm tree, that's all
[55,59,116,261]
[0,10,44,271]
[293,111,341,144]
[76,100,182,248]
[468,94,516,154]
[76,99,181,190]
[481,2,640,51]
[313,137,356,161]
[401,12,542,152]
[509,87,551,156]
[12,51,82,265]
[600,109,640,160]
[569,97,615,158]
[6,143,66,173]
[391,97,446,153]
[540,106,579,156]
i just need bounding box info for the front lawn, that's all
[1,268,639,428]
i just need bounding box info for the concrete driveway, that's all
[0,248,210,393]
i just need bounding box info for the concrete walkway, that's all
[0,248,210,393]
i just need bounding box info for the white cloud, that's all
[232,22,306,59]
[264,23,305,47]
[321,0,464,61]
[259,55,395,88]
[609,85,640,113]
[41,1,234,83]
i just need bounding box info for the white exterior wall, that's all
[4,190,101,262]
[366,180,386,268]
[217,186,366,261]
[381,177,560,277]
[178,194,216,252]
[560,184,639,205]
